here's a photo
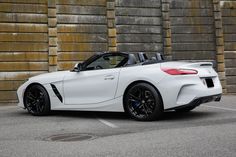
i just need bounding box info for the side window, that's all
[86,55,127,70]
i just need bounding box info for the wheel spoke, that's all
[141,90,146,100]
[35,102,41,113]
[130,104,143,116]
[38,105,43,112]
[136,87,143,100]
[27,92,36,101]
[27,101,37,107]
[146,99,155,110]
[128,93,140,101]
[39,92,44,99]
[142,105,149,117]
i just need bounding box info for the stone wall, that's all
[115,0,163,54]
[170,0,216,60]
[0,0,236,103]
[56,0,108,71]
[0,0,49,102]
[221,0,236,93]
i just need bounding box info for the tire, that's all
[175,106,196,112]
[124,83,163,121]
[24,84,50,116]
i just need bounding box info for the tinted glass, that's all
[86,55,126,70]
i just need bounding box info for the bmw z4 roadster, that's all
[17,52,222,121]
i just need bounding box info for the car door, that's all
[63,54,127,105]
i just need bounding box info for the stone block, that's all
[215,20,222,28]
[49,28,57,37]
[226,85,236,93]
[217,63,225,72]
[48,18,57,27]
[49,47,57,56]
[109,37,117,47]
[48,8,56,17]
[225,51,236,59]
[108,28,116,37]
[225,59,236,68]
[226,68,236,76]
[108,47,117,52]
[162,4,169,12]
[107,10,115,19]
[108,19,115,28]
[226,76,236,85]
[164,47,172,55]
[164,38,171,46]
[218,72,226,80]
[107,2,115,10]
[49,66,57,72]
[216,46,224,54]
[216,38,224,46]
[162,12,169,20]
[217,54,225,63]
[49,38,57,46]
[49,56,57,66]
[48,0,56,8]
[214,12,222,20]
[163,29,171,38]
[214,3,220,11]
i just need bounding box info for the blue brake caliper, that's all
[131,100,140,109]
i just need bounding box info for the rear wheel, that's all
[24,84,50,116]
[175,106,196,112]
[124,83,163,121]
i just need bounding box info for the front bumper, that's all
[165,94,222,111]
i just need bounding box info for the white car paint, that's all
[17,61,222,112]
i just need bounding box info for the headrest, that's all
[127,54,137,65]
[155,53,164,61]
[138,52,148,62]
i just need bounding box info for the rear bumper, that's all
[165,94,221,111]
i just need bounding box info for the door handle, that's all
[104,75,115,80]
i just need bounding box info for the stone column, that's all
[48,0,58,72]
[107,0,117,52]
[213,0,227,93]
[161,0,172,60]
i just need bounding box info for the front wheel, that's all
[124,83,163,121]
[24,84,50,116]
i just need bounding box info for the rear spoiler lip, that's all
[181,62,213,69]
[177,60,215,67]
[200,63,213,66]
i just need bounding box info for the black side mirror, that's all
[72,63,83,72]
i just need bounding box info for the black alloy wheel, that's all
[124,83,163,121]
[24,84,50,116]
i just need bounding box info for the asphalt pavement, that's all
[0,95,236,157]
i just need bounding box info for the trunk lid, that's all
[161,61,217,77]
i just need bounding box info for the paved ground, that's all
[0,95,236,157]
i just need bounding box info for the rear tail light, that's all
[161,68,198,75]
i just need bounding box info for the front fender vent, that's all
[50,84,63,103]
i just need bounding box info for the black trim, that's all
[50,84,63,103]
[82,52,129,71]
[165,94,222,111]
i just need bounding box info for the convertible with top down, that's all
[17,52,222,121]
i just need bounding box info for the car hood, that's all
[29,70,71,84]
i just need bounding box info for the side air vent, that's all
[50,84,63,103]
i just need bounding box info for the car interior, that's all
[73,52,165,72]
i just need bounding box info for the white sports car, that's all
[17,52,222,121]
